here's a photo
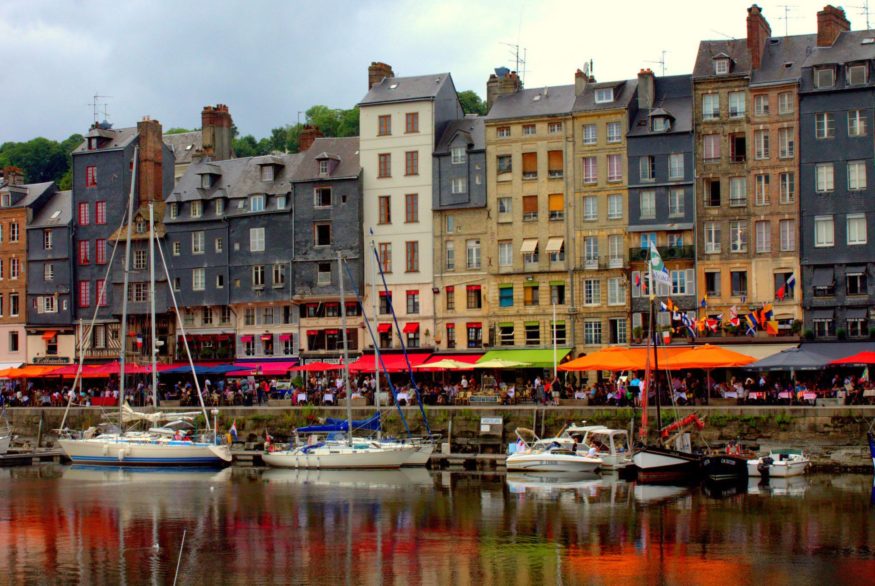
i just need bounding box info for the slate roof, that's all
[0,181,55,208]
[573,78,638,112]
[162,131,202,165]
[167,153,303,205]
[29,190,72,228]
[434,115,485,154]
[692,39,752,80]
[360,73,452,105]
[292,136,361,182]
[72,126,138,153]
[751,34,817,86]
[802,29,875,67]
[485,85,576,121]
[628,75,693,137]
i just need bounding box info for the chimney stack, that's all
[817,5,850,47]
[2,166,24,186]
[637,69,656,109]
[486,67,522,110]
[137,117,164,203]
[298,125,323,152]
[368,62,394,89]
[201,104,233,161]
[746,4,772,70]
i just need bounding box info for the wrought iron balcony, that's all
[628,245,695,262]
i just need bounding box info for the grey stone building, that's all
[799,13,875,339]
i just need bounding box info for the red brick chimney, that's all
[2,166,24,186]
[201,104,233,161]
[487,68,522,108]
[298,125,323,152]
[746,4,772,70]
[137,117,164,203]
[817,5,850,47]
[368,62,394,89]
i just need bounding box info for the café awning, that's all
[41,331,57,341]
[348,353,431,373]
[403,322,419,334]
[478,348,571,369]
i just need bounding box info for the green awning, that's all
[549,280,566,286]
[478,348,572,368]
[497,322,514,328]
[498,283,513,289]
[524,321,540,326]
[523,281,539,287]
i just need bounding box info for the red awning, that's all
[377,324,392,333]
[403,322,419,333]
[279,333,292,342]
[406,290,419,295]
[240,335,254,343]
[379,291,390,297]
[306,330,318,336]
[231,360,298,376]
[260,334,272,341]
[325,302,339,307]
[466,322,482,329]
[446,323,455,329]
[216,334,232,342]
[325,329,340,335]
[445,286,454,292]
[348,353,431,373]
[41,330,57,341]
[466,285,481,291]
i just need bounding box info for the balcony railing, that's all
[629,245,695,262]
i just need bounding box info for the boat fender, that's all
[117,449,125,462]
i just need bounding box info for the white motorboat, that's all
[581,428,633,470]
[262,439,415,469]
[747,449,810,478]
[0,432,10,456]
[506,428,602,473]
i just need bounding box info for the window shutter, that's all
[522,196,538,214]
[522,152,537,174]
[686,269,695,294]
[548,194,564,212]
[548,150,563,172]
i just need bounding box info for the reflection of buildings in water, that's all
[747,475,809,497]
[633,483,692,506]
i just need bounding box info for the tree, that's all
[165,127,195,134]
[458,90,487,116]
[232,134,271,158]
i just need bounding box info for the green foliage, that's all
[232,104,360,157]
[708,413,732,428]
[458,90,487,115]
[837,328,848,341]
[774,412,793,427]
[165,127,195,134]
[803,329,815,341]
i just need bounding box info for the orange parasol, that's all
[559,347,636,371]
[659,344,757,369]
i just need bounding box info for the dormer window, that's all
[814,67,835,88]
[319,160,330,176]
[250,194,265,212]
[847,63,868,86]
[260,165,274,182]
[714,58,730,75]
[651,116,670,132]
[594,88,614,103]
[1,194,10,207]
[135,218,147,234]
[191,200,202,218]
[451,146,466,164]
[201,174,212,189]
[87,137,98,150]
[169,203,178,219]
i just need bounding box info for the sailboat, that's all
[262,252,414,469]
[58,146,231,467]
[631,243,703,483]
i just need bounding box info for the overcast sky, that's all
[0,0,866,143]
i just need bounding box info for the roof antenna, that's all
[849,1,872,30]
[87,92,112,124]
[501,42,528,86]
[776,4,801,37]
[645,50,668,76]
[709,29,736,40]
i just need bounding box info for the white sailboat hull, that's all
[263,444,415,469]
[380,441,434,466]
[59,438,232,466]
[506,452,601,473]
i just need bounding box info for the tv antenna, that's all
[849,1,872,29]
[709,29,736,40]
[645,50,668,76]
[776,5,801,37]
[87,93,112,124]
[501,42,527,85]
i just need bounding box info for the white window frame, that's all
[668,153,683,180]
[250,227,265,252]
[583,124,597,145]
[729,220,748,253]
[814,215,835,247]
[192,268,205,291]
[728,91,745,118]
[192,231,205,254]
[815,163,834,193]
[703,94,719,120]
[640,191,656,219]
[847,213,867,245]
[594,88,613,103]
[607,194,622,220]
[498,241,513,267]
[779,219,795,251]
[848,160,867,191]
[668,189,684,217]
[606,121,621,143]
[849,110,867,137]
[755,220,771,253]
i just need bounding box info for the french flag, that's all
[230,420,238,442]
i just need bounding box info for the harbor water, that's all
[0,465,873,585]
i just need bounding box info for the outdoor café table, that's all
[396,391,409,404]
[748,391,765,401]
[864,389,875,398]
[323,393,334,405]
[724,390,738,399]
[778,391,792,400]
[802,392,817,403]
[296,392,307,405]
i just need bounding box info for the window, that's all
[849,110,867,137]
[446,215,455,232]
[524,322,540,345]
[779,172,795,204]
[848,317,868,338]
[651,115,670,132]
[215,199,225,215]
[405,241,419,272]
[523,285,539,306]
[497,197,512,216]
[703,134,720,162]
[848,160,867,191]
[467,286,482,309]
[499,286,514,308]
[78,240,90,265]
[755,221,771,253]
[704,222,721,253]
[78,281,90,308]
[445,287,455,312]
[584,236,599,264]
[730,271,747,296]
[815,163,834,192]
[378,195,391,224]
[607,277,624,305]
[404,193,418,223]
[604,154,621,182]
[548,122,563,134]
[93,201,106,225]
[405,112,418,133]
[847,214,867,245]
[498,241,513,267]
[249,227,265,252]
[451,146,466,164]
[276,194,287,209]
[216,274,224,288]
[43,263,54,282]
[780,219,796,251]
[702,94,720,120]
[213,237,223,253]
[378,243,391,273]
[201,174,212,189]
[671,270,693,295]
[640,191,655,219]
[550,283,566,305]
[583,124,597,145]
[404,151,418,176]
[497,126,511,138]
[466,239,481,269]
[583,196,598,221]
[133,249,147,270]
[40,295,56,315]
[639,156,655,181]
[847,63,867,85]
[378,115,391,136]
[451,177,466,194]
[189,200,202,218]
[8,331,17,353]
[317,159,330,176]
[314,187,332,208]
[668,153,684,180]
[252,265,265,288]
[607,234,622,264]
[755,174,770,206]
[815,113,835,139]
[548,150,563,178]
[814,318,834,338]
[606,121,621,143]
[248,196,263,212]
[583,279,601,306]
[312,223,333,249]
[668,189,684,217]
[594,88,614,103]
[714,58,729,75]
[273,264,286,287]
[378,153,391,178]
[754,130,769,159]
[730,220,748,252]
[445,240,455,270]
[584,320,602,345]
[522,196,538,221]
[191,268,205,291]
[730,133,746,163]
[523,240,539,266]
[814,215,834,247]
[169,203,178,219]
[127,282,148,303]
[522,152,537,179]
[773,272,794,300]
[815,67,835,88]
[778,92,793,114]
[405,290,420,314]
[778,127,794,158]
[582,156,597,184]
[189,231,204,254]
[847,270,868,295]
[9,258,18,280]
[78,202,89,226]
[522,124,536,136]
[728,91,745,118]
[548,193,564,220]
[754,94,769,116]
[608,194,623,219]
[260,164,275,182]
[497,154,512,174]
[705,271,721,297]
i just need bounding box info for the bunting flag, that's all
[763,303,774,321]
[665,298,677,312]
[766,320,779,335]
[659,301,669,312]
[649,243,671,287]
[729,305,740,327]
[745,313,758,336]
[786,273,796,291]
[700,295,708,308]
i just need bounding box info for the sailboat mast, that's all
[648,244,662,432]
[338,251,353,446]
[371,239,380,439]
[118,146,138,425]
[149,202,158,409]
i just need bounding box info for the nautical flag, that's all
[763,303,774,322]
[766,320,779,335]
[706,318,719,333]
[681,313,697,338]
[745,314,757,336]
[700,295,708,308]
[230,420,238,442]
[659,301,669,312]
[729,305,740,327]
[862,367,869,382]
[649,243,671,286]
[786,274,796,290]
[776,284,786,301]
[665,298,677,312]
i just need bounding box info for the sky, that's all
[1,0,869,143]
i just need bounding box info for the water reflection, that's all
[0,466,873,584]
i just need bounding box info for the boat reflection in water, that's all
[61,464,233,484]
[261,467,433,489]
[747,475,810,497]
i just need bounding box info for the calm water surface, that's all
[0,465,873,585]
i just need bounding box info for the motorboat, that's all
[262,438,415,469]
[701,443,756,482]
[747,449,810,478]
[382,438,435,466]
[581,428,633,471]
[506,428,602,473]
[633,414,706,484]
[0,431,10,456]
